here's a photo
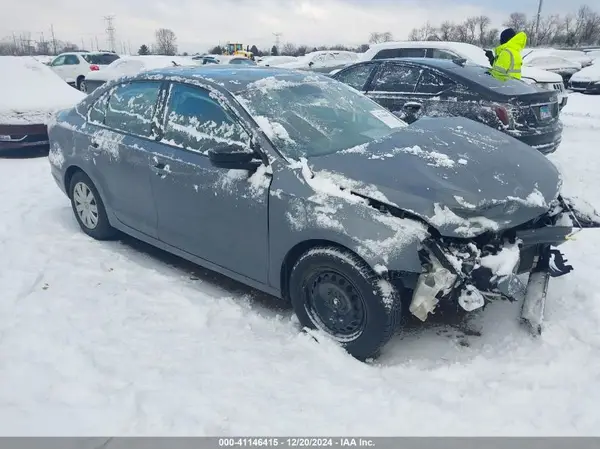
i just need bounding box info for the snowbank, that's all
[0,56,85,125]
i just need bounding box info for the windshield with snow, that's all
[236,76,407,158]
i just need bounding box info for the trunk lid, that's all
[507,90,560,128]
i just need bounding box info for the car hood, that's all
[571,65,600,82]
[304,117,561,238]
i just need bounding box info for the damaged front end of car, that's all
[407,195,600,335]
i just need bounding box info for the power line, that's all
[272,32,282,52]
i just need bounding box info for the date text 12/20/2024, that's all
[218,439,375,447]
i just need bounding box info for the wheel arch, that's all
[279,239,370,302]
[64,164,85,196]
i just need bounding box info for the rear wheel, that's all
[69,171,116,240]
[76,76,85,91]
[288,246,402,360]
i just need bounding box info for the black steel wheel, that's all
[289,246,403,360]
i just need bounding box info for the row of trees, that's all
[408,5,600,47]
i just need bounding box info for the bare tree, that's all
[439,21,456,41]
[504,12,528,31]
[476,16,491,45]
[154,28,177,55]
[574,5,600,44]
[281,42,297,56]
[369,31,393,44]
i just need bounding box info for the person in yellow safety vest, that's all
[490,28,526,81]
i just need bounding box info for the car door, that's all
[364,61,422,122]
[150,82,270,283]
[79,80,164,237]
[332,62,382,93]
[412,68,459,119]
[62,54,82,84]
[49,55,68,80]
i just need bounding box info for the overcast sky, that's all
[0,0,585,54]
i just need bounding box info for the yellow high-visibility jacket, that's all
[491,32,527,81]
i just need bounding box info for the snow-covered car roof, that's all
[85,55,199,82]
[257,56,298,66]
[359,41,563,83]
[523,54,582,71]
[0,56,85,125]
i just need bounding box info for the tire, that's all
[288,246,402,360]
[79,79,87,93]
[69,171,117,240]
[76,76,85,92]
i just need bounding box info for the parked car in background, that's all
[256,56,298,66]
[348,41,569,109]
[569,63,600,94]
[521,52,582,82]
[82,55,199,94]
[198,55,257,66]
[47,66,596,359]
[523,48,594,69]
[49,51,120,91]
[332,58,562,154]
[0,56,84,153]
[274,51,358,73]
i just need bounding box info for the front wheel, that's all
[289,246,402,360]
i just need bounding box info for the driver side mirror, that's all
[207,142,262,171]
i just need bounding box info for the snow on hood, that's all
[571,64,600,82]
[299,117,561,238]
[0,56,85,125]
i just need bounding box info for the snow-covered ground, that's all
[1,94,600,436]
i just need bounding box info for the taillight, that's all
[494,105,511,126]
[89,64,100,71]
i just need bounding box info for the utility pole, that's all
[534,0,543,46]
[81,38,85,50]
[50,24,57,55]
[104,15,116,52]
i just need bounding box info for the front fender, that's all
[268,164,428,293]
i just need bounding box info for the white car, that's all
[568,63,600,94]
[256,56,298,66]
[274,51,359,73]
[49,52,120,91]
[82,55,200,94]
[524,48,594,68]
[348,41,569,109]
[197,55,257,66]
[522,50,583,79]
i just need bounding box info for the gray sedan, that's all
[47,66,599,360]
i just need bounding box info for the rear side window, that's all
[370,63,421,92]
[163,83,249,152]
[334,63,378,91]
[373,48,427,59]
[104,81,161,137]
[431,49,459,60]
[82,53,120,65]
[451,65,540,95]
[416,69,456,94]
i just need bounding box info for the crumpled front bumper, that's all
[408,195,600,334]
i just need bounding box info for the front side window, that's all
[373,48,427,60]
[104,81,161,137]
[334,63,378,91]
[370,63,421,92]
[51,56,66,66]
[64,55,80,65]
[236,75,407,159]
[163,83,249,152]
